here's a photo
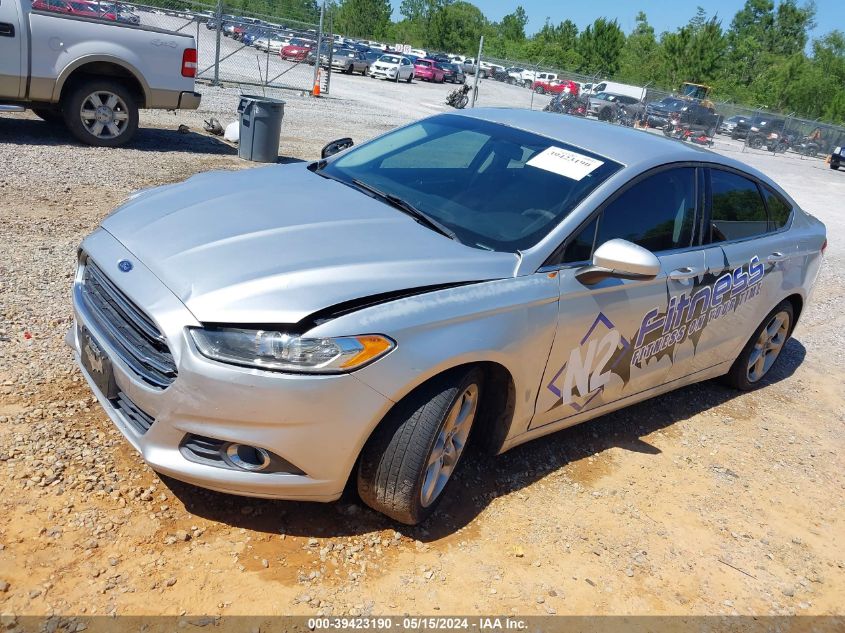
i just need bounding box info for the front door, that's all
[0,0,24,99]
[531,166,702,430]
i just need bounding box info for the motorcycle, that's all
[446,83,475,109]
[765,132,793,154]
[794,136,821,157]
[543,91,587,116]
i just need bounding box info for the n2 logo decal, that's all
[546,313,630,413]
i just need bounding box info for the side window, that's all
[709,170,768,241]
[763,186,792,230]
[594,167,697,253]
[562,217,598,264]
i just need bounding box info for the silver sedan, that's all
[68,110,826,524]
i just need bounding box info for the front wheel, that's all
[357,368,483,525]
[406,73,413,84]
[534,86,545,94]
[456,94,469,109]
[723,301,793,390]
[62,80,138,147]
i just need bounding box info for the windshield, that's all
[380,55,401,64]
[320,114,621,252]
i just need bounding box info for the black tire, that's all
[406,73,413,83]
[31,107,63,124]
[357,368,484,525]
[722,300,794,391]
[394,72,400,83]
[457,95,468,109]
[62,79,138,147]
[597,106,613,122]
[748,136,764,150]
[345,64,353,74]
[831,163,840,170]
[534,86,545,94]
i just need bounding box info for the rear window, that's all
[764,187,792,230]
[709,170,768,241]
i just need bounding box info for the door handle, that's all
[668,266,704,280]
[767,252,787,263]
[0,22,15,37]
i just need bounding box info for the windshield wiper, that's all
[351,179,459,242]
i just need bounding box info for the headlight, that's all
[189,327,394,373]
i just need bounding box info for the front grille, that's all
[112,391,155,434]
[80,258,177,389]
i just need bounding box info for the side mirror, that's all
[321,137,354,159]
[576,239,661,285]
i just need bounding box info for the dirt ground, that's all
[0,83,844,622]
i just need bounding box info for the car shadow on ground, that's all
[161,338,806,542]
[0,116,237,155]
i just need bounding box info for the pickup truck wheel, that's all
[32,107,63,124]
[63,80,138,147]
[357,368,483,525]
[723,301,793,390]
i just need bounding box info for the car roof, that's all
[449,108,779,183]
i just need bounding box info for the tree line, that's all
[327,0,845,123]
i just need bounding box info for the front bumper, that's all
[67,229,394,501]
[370,67,396,79]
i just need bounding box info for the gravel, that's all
[1,81,844,617]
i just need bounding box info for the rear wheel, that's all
[534,86,545,94]
[357,368,483,525]
[62,80,138,147]
[406,73,413,84]
[723,301,793,390]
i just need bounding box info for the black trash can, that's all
[237,95,285,162]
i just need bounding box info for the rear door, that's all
[0,0,24,99]
[692,167,798,370]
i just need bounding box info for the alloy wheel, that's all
[420,384,478,507]
[747,310,790,382]
[79,91,129,140]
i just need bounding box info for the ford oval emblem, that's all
[117,259,133,273]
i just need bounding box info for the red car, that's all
[532,79,579,96]
[280,38,314,61]
[413,59,445,83]
[32,0,115,19]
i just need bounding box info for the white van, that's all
[592,81,646,101]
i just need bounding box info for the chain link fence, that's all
[474,49,845,161]
[104,0,333,95]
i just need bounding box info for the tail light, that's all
[182,48,198,78]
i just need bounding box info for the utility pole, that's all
[212,0,223,85]
[470,35,483,108]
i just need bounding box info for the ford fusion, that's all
[69,110,826,524]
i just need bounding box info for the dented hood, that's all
[101,164,517,324]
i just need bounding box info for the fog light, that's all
[224,443,272,471]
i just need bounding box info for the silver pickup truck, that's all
[0,0,201,146]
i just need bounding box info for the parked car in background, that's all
[281,39,314,61]
[644,97,688,127]
[332,49,370,75]
[532,79,579,95]
[731,115,784,141]
[413,59,445,83]
[370,54,414,82]
[829,146,843,170]
[68,109,825,527]
[478,61,504,79]
[588,92,641,120]
[590,81,644,101]
[32,0,115,20]
[1,0,200,146]
[718,115,749,135]
[436,62,464,84]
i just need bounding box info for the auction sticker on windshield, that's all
[527,146,604,180]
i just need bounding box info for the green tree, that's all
[771,0,816,56]
[333,0,392,38]
[428,1,487,53]
[499,6,528,42]
[618,12,661,85]
[578,18,625,75]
